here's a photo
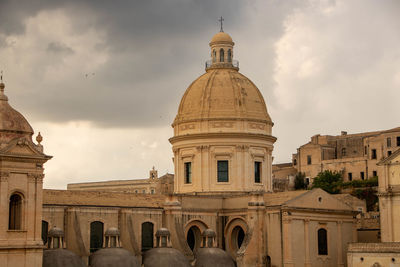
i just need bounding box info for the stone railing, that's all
[348,242,400,253]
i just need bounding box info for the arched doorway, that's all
[141,222,154,251]
[186,225,201,252]
[90,221,104,253]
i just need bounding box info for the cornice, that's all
[169,132,277,144]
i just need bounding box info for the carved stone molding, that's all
[236,145,249,152]
[27,173,44,183]
[0,171,9,182]
[282,211,292,223]
[249,122,265,130]
[180,124,195,131]
[196,145,210,152]
[211,121,234,128]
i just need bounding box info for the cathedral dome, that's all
[0,82,34,143]
[173,69,272,127]
[210,32,233,44]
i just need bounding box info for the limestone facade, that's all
[0,30,369,267]
[0,82,51,267]
[68,169,174,195]
[288,128,400,183]
[42,188,359,267]
[346,149,400,266]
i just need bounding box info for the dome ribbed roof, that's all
[90,248,140,267]
[173,69,271,126]
[143,247,191,267]
[195,248,236,267]
[210,32,233,44]
[0,83,33,142]
[43,249,86,267]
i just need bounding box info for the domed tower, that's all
[0,80,51,267]
[170,29,276,194]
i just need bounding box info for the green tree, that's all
[311,170,343,194]
[294,172,307,190]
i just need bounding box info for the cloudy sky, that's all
[0,0,399,188]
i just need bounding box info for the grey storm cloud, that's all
[0,0,300,128]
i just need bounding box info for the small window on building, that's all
[364,146,367,155]
[373,171,377,177]
[305,177,310,186]
[317,228,328,255]
[307,155,312,165]
[42,220,49,244]
[388,151,392,156]
[397,136,400,146]
[217,160,229,182]
[212,50,216,62]
[227,49,232,62]
[135,190,138,193]
[184,162,192,184]
[387,137,392,148]
[219,48,224,62]
[90,221,104,253]
[254,161,261,183]
[150,189,155,194]
[293,159,297,166]
[360,172,365,180]
[348,173,353,181]
[341,148,346,157]
[142,190,146,194]
[9,194,23,230]
[371,149,377,159]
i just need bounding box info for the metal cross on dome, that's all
[218,16,224,32]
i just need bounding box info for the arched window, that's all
[219,48,224,62]
[227,49,232,62]
[317,228,328,255]
[42,220,49,244]
[141,222,154,251]
[212,50,216,62]
[341,148,346,156]
[231,226,245,251]
[9,194,23,230]
[186,226,201,252]
[90,221,104,253]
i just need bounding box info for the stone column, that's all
[304,219,311,267]
[0,172,9,238]
[282,211,294,267]
[337,221,344,267]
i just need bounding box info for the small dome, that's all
[143,247,191,267]
[156,228,170,236]
[90,248,140,267]
[210,32,233,44]
[43,249,86,267]
[0,82,34,143]
[48,227,64,238]
[202,229,216,238]
[194,248,236,267]
[105,227,120,236]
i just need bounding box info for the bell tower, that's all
[0,81,52,267]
